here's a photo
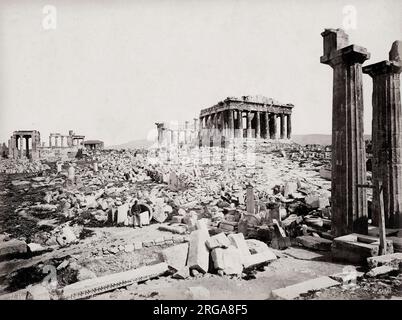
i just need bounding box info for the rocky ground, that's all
[0,143,400,300]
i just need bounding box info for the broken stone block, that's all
[77,267,97,281]
[133,241,143,250]
[196,218,209,233]
[124,244,134,253]
[117,203,129,224]
[332,233,394,265]
[389,40,402,62]
[26,284,51,300]
[206,233,231,250]
[211,246,243,275]
[161,243,189,271]
[243,249,277,269]
[366,265,397,278]
[367,252,402,269]
[171,216,184,224]
[272,276,340,300]
[27,243,46,253]
[0,239,27,258]
[227,233,251,263]
[219,221,237,232]
[246,239,269,254]
[56,226,77,246]
[187,230,210,274]
[173,266,190,280]
[284,181,298,197]
[158,224,187,234]
[296,236,332,251]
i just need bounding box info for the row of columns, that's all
[199,110,291,140]
[49,135,83,148]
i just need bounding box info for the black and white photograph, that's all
[0,0,401,306]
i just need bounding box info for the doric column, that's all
[170,129,174,146]
[363,40,402,228]
[219,111,225,137]
[49,135,52,148]
[25,136,30,158]
[256,111,261,139]
[280,114,285,139]
[55,136,59,148]
[321,28,369,236]
[228,109,234,138]
[236,110,242,138]
[270,114,277,139]
[264,112,270,139]
[287,114,292,139]
[246,111,252,138]
[61,136,64,148]
[19,135,23,157]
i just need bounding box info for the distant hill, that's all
[292,134,371,146]
[107,139,154,150]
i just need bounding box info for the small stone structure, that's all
[83,140,104,150]
[8,130,41,159]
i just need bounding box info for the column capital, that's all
[321,44,370,67]
[363,60,402,77]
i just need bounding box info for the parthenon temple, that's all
[199,96,293,146]
[8,130,41,159]
[49,130,85,148]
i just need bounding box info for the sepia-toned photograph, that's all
[0,0,401,305]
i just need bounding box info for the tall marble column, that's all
[246,111,252,138]
[287,115,292,139]
[256,111,261,139]
[49,135,52,148]
[363,41,402,228]
[321,28,369,236]
[280,114,285,139]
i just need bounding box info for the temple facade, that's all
[199,95,293,146]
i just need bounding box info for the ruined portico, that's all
[155,119,199,147]
[8,130,41,160]
[199,96,293,146]
[49,130,85,148]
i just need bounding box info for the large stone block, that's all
[228,233,251,263]
[211,246,243,275]
[271,276,340,300]
[332,233,394,265]
[0,239,27,259]
[117,203,129,224]
[243,249,277,269]
[296,236,332,251]
[206,233,230,250]
[187,230,210,273]
[367,252,402,269]
[161,243,189,271]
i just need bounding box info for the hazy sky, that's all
[0,0,401,146]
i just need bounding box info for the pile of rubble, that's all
[0,159,51,174]
[161,219,277,279]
